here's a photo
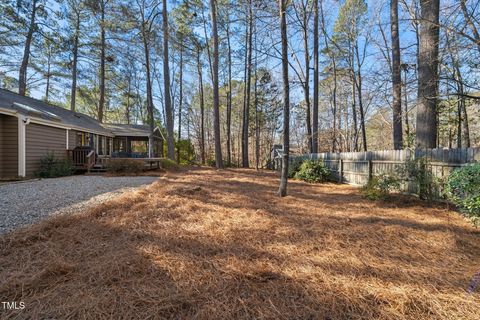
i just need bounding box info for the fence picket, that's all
[289,148,479,197]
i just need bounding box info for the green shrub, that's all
[175,139,196,165]
[288,157,304,178]
[293,160,331,183]
[106,159,145,174]
[37,152,75,178]
[396,157,439,200]
[446,163,480,222]
[362,174,400,201]
[159,158,179,170]
[206,159,235,168]
[223,161,238,168]
[206,159,216,167]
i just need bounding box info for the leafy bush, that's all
[293,160,331,183]
[396,157,439,200]
[362,174,400,201]
[288,157,305,178]
[37,152,75,178]
[175,139,196,165]
[159,158,179,170]
[206,158,235,168]
[106,159,145,174]
[223,161,238,168]
[446,163,480,222]
[206,159,216,167]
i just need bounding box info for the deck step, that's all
[87,164,107,174]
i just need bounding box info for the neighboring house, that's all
[270,144,283,170]
[0,89,163,179]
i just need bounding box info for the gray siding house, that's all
[0,89,163,179]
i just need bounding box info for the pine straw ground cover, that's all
[1,168,479,320]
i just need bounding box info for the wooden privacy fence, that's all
[291,148,480,194]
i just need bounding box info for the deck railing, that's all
[86,151,96,172]
[67,148,96,170]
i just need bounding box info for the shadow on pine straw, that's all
[0,168,479,319]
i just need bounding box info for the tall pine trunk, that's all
[141,14,155,158]
[302,4,312,153]
[144,44,155,157]
[226,20,233,166]
[19,0,38,96]
[355,43,367,151]
[351,72,358,151]
[312,0,319,154]
[332,60,338,152]
[241,21,248,165]
[197,49,206,165]
[70,11,80,112]
[242,0,253,168]
[254,25,260,170]
[278,0,290,197]
[44,44,52,102]
[125,75,131,124]
[320,0,337,152]
[403,66,411,147]
[98,1,106,123]
[177,49,184,163]
[453,54,470,148]
[163,0,175,160]
[391,0,403,149]
[416,0,440,149]
[210,0,223,168]
[201,7,213,80]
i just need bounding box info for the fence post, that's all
[368,160,373,181]
[338,159,343,183]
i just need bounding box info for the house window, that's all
[113,139,125,152]
[76,132,82,146]
[131,140,148,153]
[85,134,91,147]
[76,132,91,147]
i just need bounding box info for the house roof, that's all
[0,88,113,136]
[0,89,159,138]
[103,123,162,138]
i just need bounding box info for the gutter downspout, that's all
[18,116,29,177]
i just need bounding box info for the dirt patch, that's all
[1,168,479,319]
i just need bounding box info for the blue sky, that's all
[2,0,419,116]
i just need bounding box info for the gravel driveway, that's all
[0,175,158,235]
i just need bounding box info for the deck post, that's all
[368,160,373,182]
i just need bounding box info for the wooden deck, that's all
[67,149,164,173]
[98,157,163,170]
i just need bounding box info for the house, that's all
[0,89,163,179]
[104,123,164,158]
[270,144,284,170]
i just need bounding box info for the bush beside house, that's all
[106,159,145,174]
[37,153,75,178]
